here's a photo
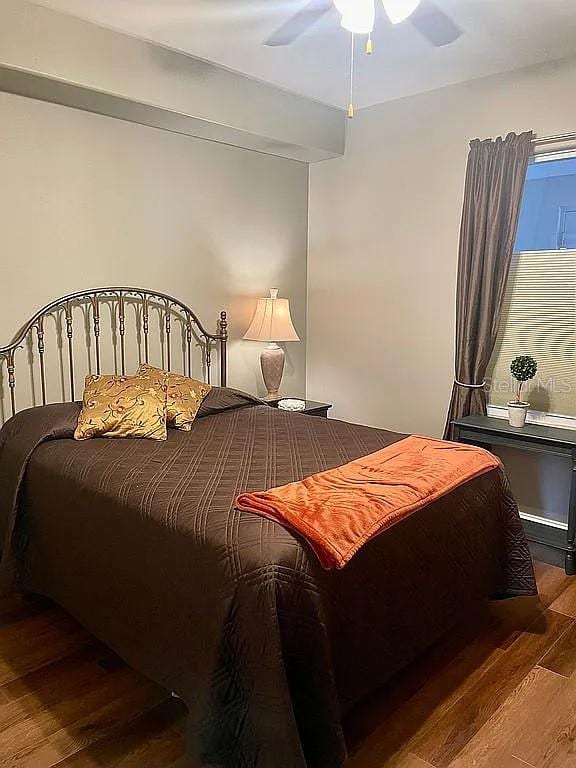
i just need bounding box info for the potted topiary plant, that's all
[508,355,537,427]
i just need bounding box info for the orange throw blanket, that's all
[236,435,500,569]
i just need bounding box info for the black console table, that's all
[452,415,576,575]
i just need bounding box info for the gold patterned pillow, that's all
[137,364,211,432]
[74,373,168,441]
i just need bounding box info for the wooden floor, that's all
[1,559,575,767]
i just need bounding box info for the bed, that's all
[0,288,537,768]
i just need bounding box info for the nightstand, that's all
[267,399,332,418]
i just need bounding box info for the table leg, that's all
[567,452,576,576]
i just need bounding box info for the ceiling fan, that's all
[265,0,463,49]
[264,0,462,117]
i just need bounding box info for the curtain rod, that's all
[532,131,576,147]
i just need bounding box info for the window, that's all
[487,152,576,418]
[558,207,576,249]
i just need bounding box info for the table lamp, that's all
[243,289,300,400]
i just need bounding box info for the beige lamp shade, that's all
[243,289,300,342]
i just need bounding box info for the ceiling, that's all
[30,0,576,109]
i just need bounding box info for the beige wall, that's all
[0,91,309,411]
[0,0,344,162]
[308,56,576,436]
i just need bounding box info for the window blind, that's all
[487,249,576,416]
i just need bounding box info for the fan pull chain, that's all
[347,33,355,119]
[366,33,373,55]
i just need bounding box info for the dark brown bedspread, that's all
[0,393,536,768]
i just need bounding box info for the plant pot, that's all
[507,401,529,428]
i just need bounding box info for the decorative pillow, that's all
[137,364,211,431]
[74,373,168,441]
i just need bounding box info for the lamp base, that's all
[261,343,285,401]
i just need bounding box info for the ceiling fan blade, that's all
[410,0,463,47]
[264,0,333,47]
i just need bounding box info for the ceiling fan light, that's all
[333,0,352,13]
[340,0,376,34]
[381,0,421,24]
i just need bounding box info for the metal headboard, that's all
[0,287,228,424]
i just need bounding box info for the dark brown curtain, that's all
[443,131,533,439]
